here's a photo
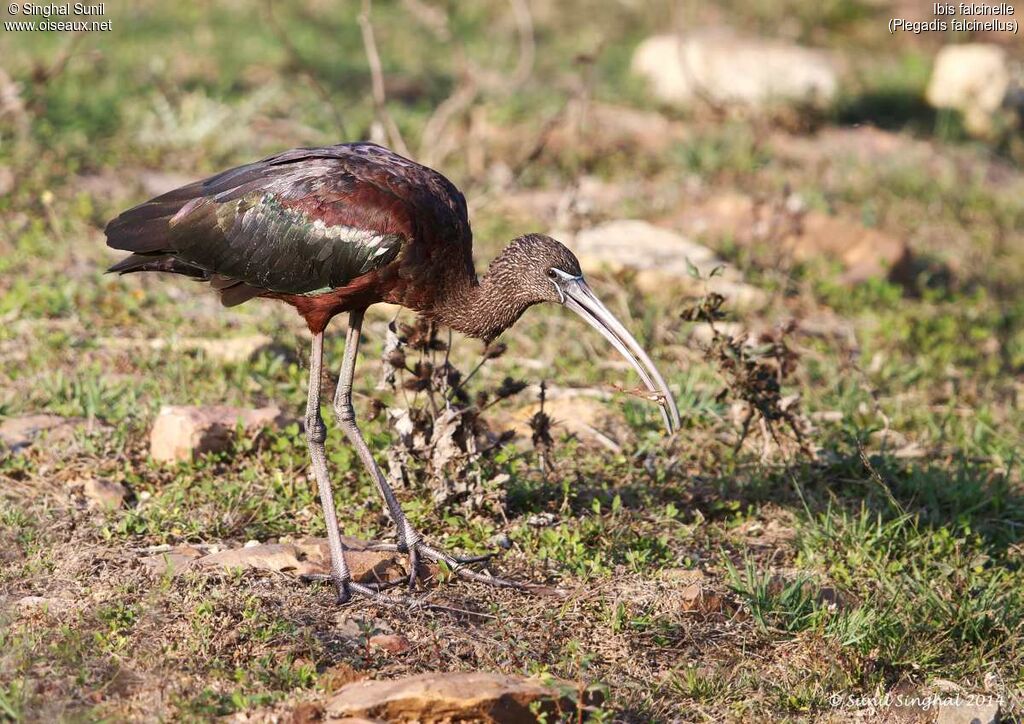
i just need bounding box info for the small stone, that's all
[0,414,81,454]
[320,663,364,693]
[488,533,513,550]
[149,405,292,463]
[325,671,599,723]
[81,477,128,510]
[926,44,1012,136]
[16,596,70,614]
[98,335,273,363]
[286,701,324,724]
[935,698,999,724]
[368,633,411,655]
[244,539,260,548]
[526,512,557,528]
[660,568,705,584]
[188,335,273,363]
[139,545,206,575]
[0,166,13,196]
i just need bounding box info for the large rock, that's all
[631,33,837,109]
[325,671,595,723]
[667,192,909,285]
[149,405,291,462]
[554,219,765,307]
[926,44,1012,136]
[142,537,422,586]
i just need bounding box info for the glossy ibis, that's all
[106,142,680,602]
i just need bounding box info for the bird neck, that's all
[431,253,532,343]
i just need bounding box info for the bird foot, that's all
[304,538,561,601]
[373,537,537,593]
[298,574,402,604]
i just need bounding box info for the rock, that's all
[139,544,207,575]
[488,533,512,550]
[502,397,633,452]
[15,596,71,615]
[547,101,686,155]
[189,537,426,585]
[321,663,365,693]
[0,166,13,196]
[935,698,999,724]
[660,568,705,584]
[667,192,909,285]
[0,414,81,454]
[99,334,272,364]
[525,513,557,528]
[183,335,274,363]
[926,44,1012,136]
[555,219,766,307]
[149,405,291,463]
[679,582,730,614]
[368,633,411,655]
[325,671,596,723]
[631,32,837,109]
[79,477,129,510]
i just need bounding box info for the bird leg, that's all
[332,309,528,593]
[305,331,381,604]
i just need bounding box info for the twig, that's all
[400,0,450,40]
[411,0,535,166]
[264,2,349,139]
[858,441,909,518]
[420,77,479,167]
[358,0,411,158]
[506,0,535,89]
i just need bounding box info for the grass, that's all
[2,0,1023,721]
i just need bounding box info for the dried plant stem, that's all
[264,2,349,138]
[359,0,412,158]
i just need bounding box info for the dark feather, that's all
[107,253,207,278]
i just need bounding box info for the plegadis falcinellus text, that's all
[106,142,680,603]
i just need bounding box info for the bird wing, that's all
[105,143,472,298]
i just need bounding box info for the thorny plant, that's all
[681,280,813,459]
[374,316,551,515]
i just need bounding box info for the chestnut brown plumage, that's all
[106,142,679,604]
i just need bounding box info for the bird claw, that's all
[363,538,525,592]
[364,541,498,565]
[299,573,403,603]
[410,539,531,592]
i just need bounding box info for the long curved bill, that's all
[559,275,680,434]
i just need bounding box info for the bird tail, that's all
[104,180,205,257]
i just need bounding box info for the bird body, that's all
[106,142,680,605]
[108,143,476,333]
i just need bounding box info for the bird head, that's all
[502,234,681,434]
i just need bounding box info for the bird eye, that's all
[547,269,558,279]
